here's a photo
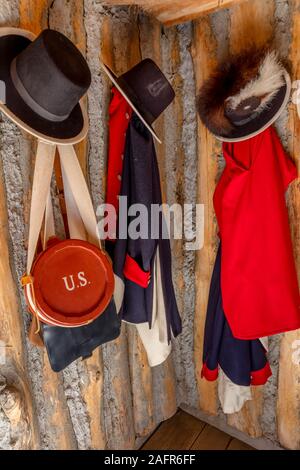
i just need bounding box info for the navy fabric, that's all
[203,244,269,386]
[42,299,121,372]
[111,114,182,341]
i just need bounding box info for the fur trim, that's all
[226,51,285,114]
[197,47,286,136]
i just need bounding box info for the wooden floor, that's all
[141,410,255,451]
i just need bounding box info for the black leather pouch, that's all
[42,299,121,372]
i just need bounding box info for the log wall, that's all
[0,0,299,450]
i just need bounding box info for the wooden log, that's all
[226,0,275,438]
[0,0,39,451]
[277,0,300,450]
[41,359,77,449]
[127,326,155,437]
[102,326,136,449]
[47,0,89,173]
[138,13,178,424]
[19,0,50,33]
[192,16,219,415]
[0,168,40,449]
[100,11,140,450]
[78,355,106,449]
[152,356,177,422]
[227,388,264,439]
[101,11,178,443]
[228,0,275,55]
[17,0,92,450]
[49,0,107,450]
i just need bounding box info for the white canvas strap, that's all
[26,141,101,276]
[23,140,111,332]
[60,159,87,241]
[43,191,56,249]
[58,144,101,248]
[26,141,56,274]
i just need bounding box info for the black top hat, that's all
[0,28,91,144]
[197,48,291,142]
[100,59,175,143]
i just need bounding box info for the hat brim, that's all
[100,61,162,144]
[0,28,88,145]
[214,70,291,143]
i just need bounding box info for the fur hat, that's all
[197,47,291,142]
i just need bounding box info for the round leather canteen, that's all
[25,238,115,327]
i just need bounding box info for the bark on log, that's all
[277,0,300,450]
[192,16,219,415]
[0,0,39,452]
[17,0,92,450]
[0,172,40,449]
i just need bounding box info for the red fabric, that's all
[251,362,272,386]
[201,363,219,381]
[214,126,300,340]
[106,87,152,289]
[106,87,132,239]
[123,254,151,288]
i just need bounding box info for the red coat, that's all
[214,127,300,339]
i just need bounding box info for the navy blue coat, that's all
[107,114,182,342]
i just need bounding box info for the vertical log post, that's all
[277,0,300,450]
[226,0,275,438]
[192,16,219,415]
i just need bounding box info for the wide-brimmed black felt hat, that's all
[197,48,291,142]
[0,27,91,144]
[100,58,175,144]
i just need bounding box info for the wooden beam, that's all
[102,0,245,26]
[146,0,243,26]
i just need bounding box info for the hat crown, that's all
[12,29,91,121]
[119,59,174,124]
